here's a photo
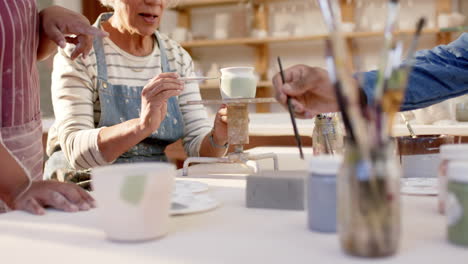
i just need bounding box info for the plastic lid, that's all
[309,155,343,175]
[447,161,468,183]
[440,144,468,160]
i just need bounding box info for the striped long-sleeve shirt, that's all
[46,32,212,170]
[0,0,43,181]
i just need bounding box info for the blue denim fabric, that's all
[362,33,468,111]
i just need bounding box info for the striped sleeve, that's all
[51,45,110,170]
[177,48,212,157]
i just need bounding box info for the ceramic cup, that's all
[220,67,257,99]
[92,162,175,242]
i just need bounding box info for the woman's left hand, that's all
[212,105,228,146]
[39,5,108,60]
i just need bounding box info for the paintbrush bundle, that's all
[312,113,344,155]
[317,0,425,258]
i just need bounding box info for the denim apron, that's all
[44,13,184,181]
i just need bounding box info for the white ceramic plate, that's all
[171,193,220,215]
[401,178,438,196]
[174,180,209,194]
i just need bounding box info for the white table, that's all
[43,115,468,137]
[1,177,467,263]
[248,113,468,137]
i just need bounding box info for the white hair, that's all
[99,0,115,9]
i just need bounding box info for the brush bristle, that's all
[416,17,426,34]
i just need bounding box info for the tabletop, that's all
[248,113,468,137]
[43,115,468,137]
[1,177,467,264]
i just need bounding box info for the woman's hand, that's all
[139,72,184,133]
[272,65,339,118]
[38,5,108,60]
[211,105,228,146]
[12,181,95,215]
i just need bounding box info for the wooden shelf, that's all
[181,29,441,48]
[200,80,272,90]
[348,28,441,38]
[181,34,328,48]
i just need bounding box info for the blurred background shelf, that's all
[181,29,443,48]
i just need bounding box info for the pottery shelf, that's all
[180,29,442,48]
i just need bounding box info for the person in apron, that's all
[44,1,228,184]
[1,2,100,214]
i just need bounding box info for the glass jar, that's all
[447,161,468,246]
[312,113,344,156]
[397,135,455,179]
[220,67,257,99]
[438,144,468,215]
[338,140,401,258]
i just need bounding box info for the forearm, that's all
[199,132,228,158]
[98,119,153,162]
[362,34,468,111]
[37,8,59,61]
[0,143,30,208]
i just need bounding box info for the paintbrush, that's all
[373,0,400,104]
[400,113,417,138]
[325,39,356,142]
[179,77,219,82]
[404,18,426,67]
[318,0,369,156]
[382,18,426,136]
[277,56,304,159]
[317,114,334,155]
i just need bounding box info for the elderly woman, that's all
[44,0,228,180]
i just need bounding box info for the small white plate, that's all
[171,193,220,216]
[175,180,209,194]
[401,178,438,196]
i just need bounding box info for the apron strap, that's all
[155,32,172,73]
[92,13,113,82]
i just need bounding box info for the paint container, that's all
[438,144,468,214]
[447,161,468,246]
[307,155,342,233]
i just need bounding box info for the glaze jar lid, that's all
[309,155,343,175]
[447,161,468,183]
[440,144,468,160]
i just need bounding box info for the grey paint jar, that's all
[307,155,343,233]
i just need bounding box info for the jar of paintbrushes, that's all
[312,113,344,155]
[338,140,401,258]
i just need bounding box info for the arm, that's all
[51,46,110,169]
[362,33,468,111]
[177,48,227,157]
[0,140,94,215]
[37,5,108,61]
[0,141,30,209]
